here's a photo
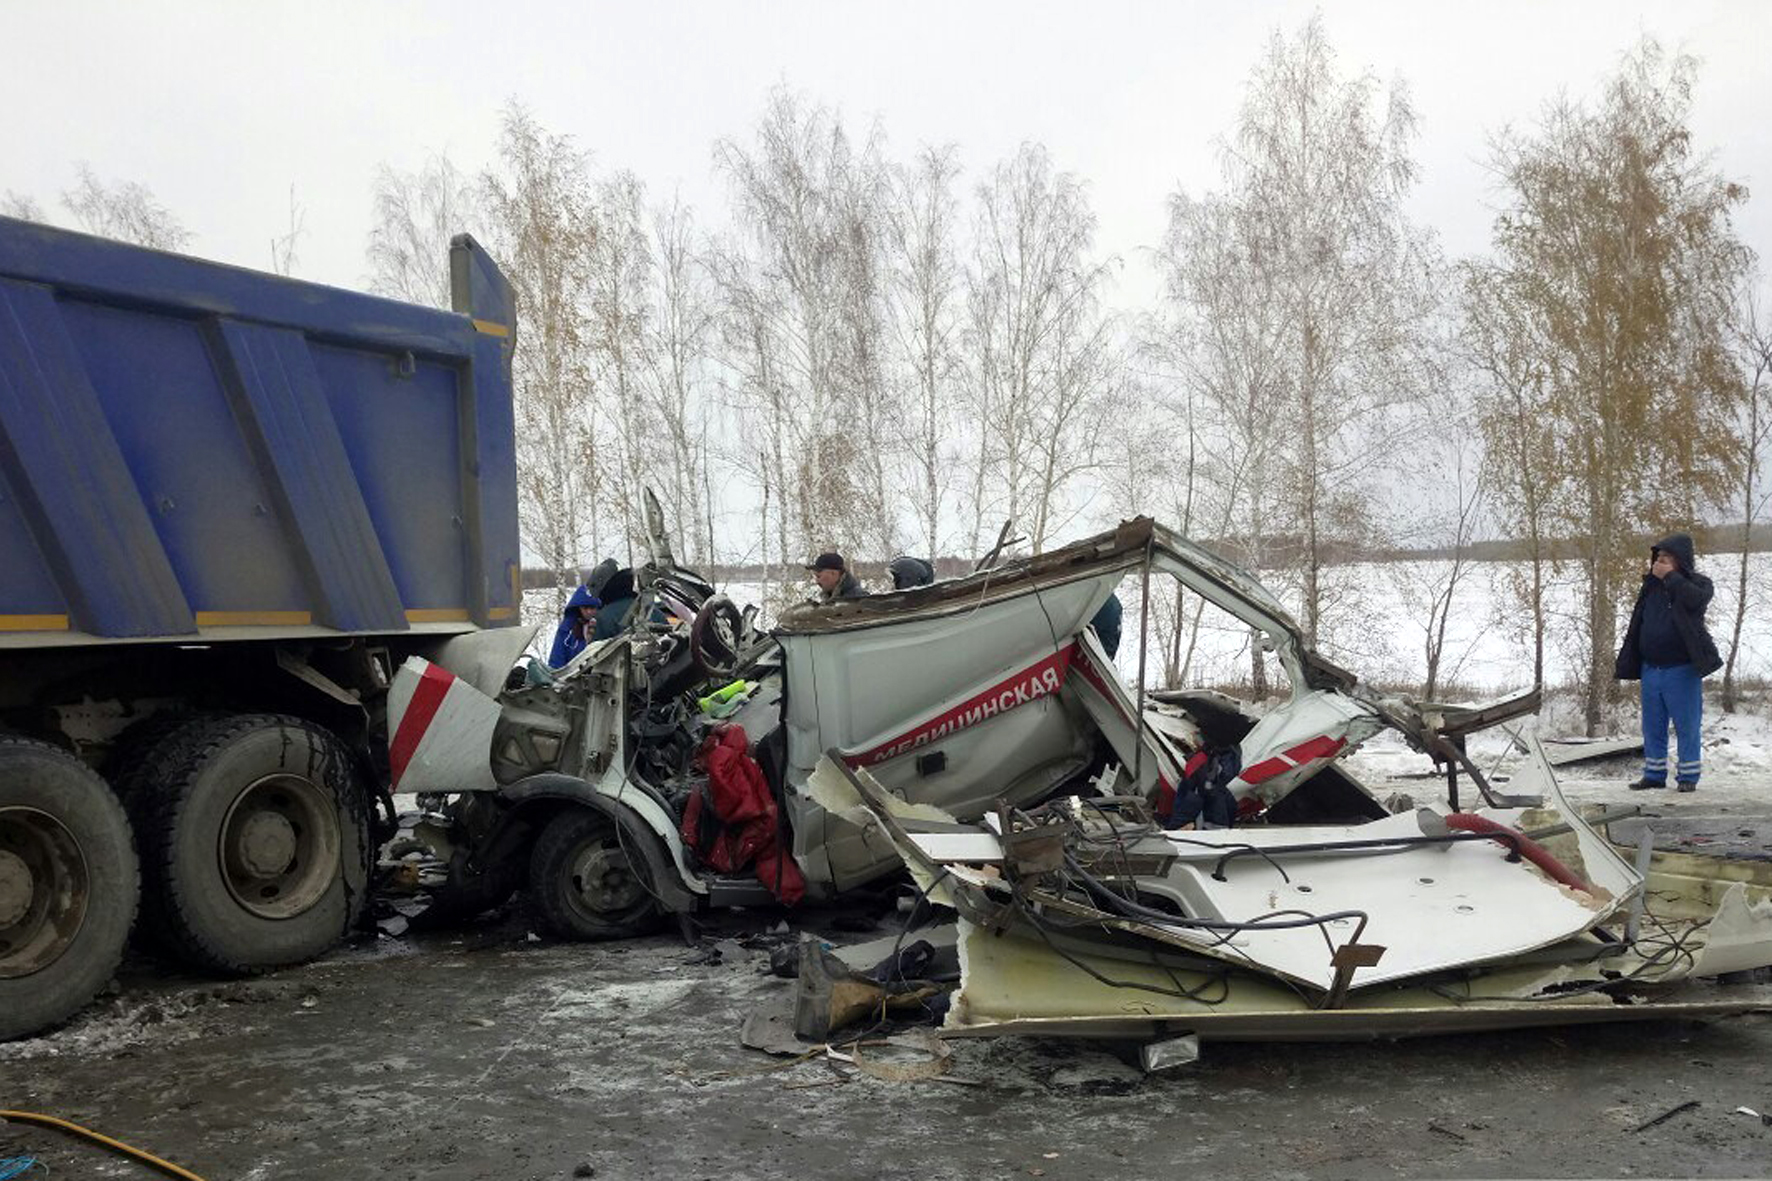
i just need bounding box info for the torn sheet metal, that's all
[943,916,1772,1040]
[828,751,1772,1043]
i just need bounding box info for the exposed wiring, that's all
[0,1111,207,1181]
[1428,911,1710,1005]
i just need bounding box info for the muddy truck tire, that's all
[528,807,665,940]
[0,737,140,1041]
[133,714,370,974]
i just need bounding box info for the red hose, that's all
[1446,813,1592,893]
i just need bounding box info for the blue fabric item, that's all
[1641,662,1703,784]
[547,584,603,668]
[1090,593,1124,658]
[1637,581,1688,669]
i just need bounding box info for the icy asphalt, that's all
[3,759,1770,1180]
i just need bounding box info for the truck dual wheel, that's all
[133,715,370,973]
[0,737,139,1041]
[528,807,664,940]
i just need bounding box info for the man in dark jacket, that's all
[887,555,936,590]
[807,552,867,602]
[547,585,602,669]
[1614,533,1722,792]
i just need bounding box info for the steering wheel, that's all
[689,594,744,680]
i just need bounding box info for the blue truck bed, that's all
[0,216,520,646]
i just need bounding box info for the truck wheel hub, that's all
[234,812,297,877]
[218,774,343,920]
[0,849,31,927]
[571,846,640,912]
[0,807,88,977]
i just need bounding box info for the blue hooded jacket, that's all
[547,585,603,669]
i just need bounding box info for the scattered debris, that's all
[834,1030,952,1082]
[1139,1033,1201,1072]
[1633,1100,1701,1133]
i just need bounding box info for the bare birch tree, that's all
[1153,187,1291,692]
[884,146,963,563]
[367,153,479,309]
[712,91,897,566]
[965,143,1119,554]
[61,164,189,250]
[480,103,602,600]
[1475,40,1750,733]
[645,195,720,567]
[2,192,44,221]
[270,186,305,277]
[587,170,656,562]
[1464,263,1562,690]
[1207,17,1439,652]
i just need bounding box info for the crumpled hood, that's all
[1653,532,1697,573]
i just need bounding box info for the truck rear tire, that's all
[528,806,664,940]
[134,715,370,973]
[0,737,139,1041]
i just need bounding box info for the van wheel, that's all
[134,715,369,973]
[0,738,139,1041]
[528,807,663,940]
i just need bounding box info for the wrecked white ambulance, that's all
[382,511,1544,943]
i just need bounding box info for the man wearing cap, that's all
[807,551,868,603]
[1615,532,1722,793]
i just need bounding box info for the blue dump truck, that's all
[0,217,521,1039]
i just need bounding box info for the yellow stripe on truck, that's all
[405,608,471,623]
[472,319,510,338]
[0,613,70,631]
[195,611,313,627]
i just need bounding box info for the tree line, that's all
[7,19,1765,730]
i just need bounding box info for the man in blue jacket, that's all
[1614,533,1722,792]
[547,585,602,669]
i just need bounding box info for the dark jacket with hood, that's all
[548,585,603,669]
[1614,532,1722,680]
[818,570,868,603]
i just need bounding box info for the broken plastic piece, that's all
[1139,1033,1201,1072]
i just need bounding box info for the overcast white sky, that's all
[5,0,1770,303]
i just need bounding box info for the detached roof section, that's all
[776,516,1358,693]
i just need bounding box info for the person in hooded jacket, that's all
[1614,532,1722,792]
[547,585,603,669]
[887,555,936,590]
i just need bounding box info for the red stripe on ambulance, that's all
[845,643,1078,767]
[389,662,456,787]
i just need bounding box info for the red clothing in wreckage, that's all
[680,724,805,904]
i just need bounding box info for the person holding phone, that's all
[1614,533,1721,792]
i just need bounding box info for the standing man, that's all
[1615,533,1722,793]
[807,552,868,602]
